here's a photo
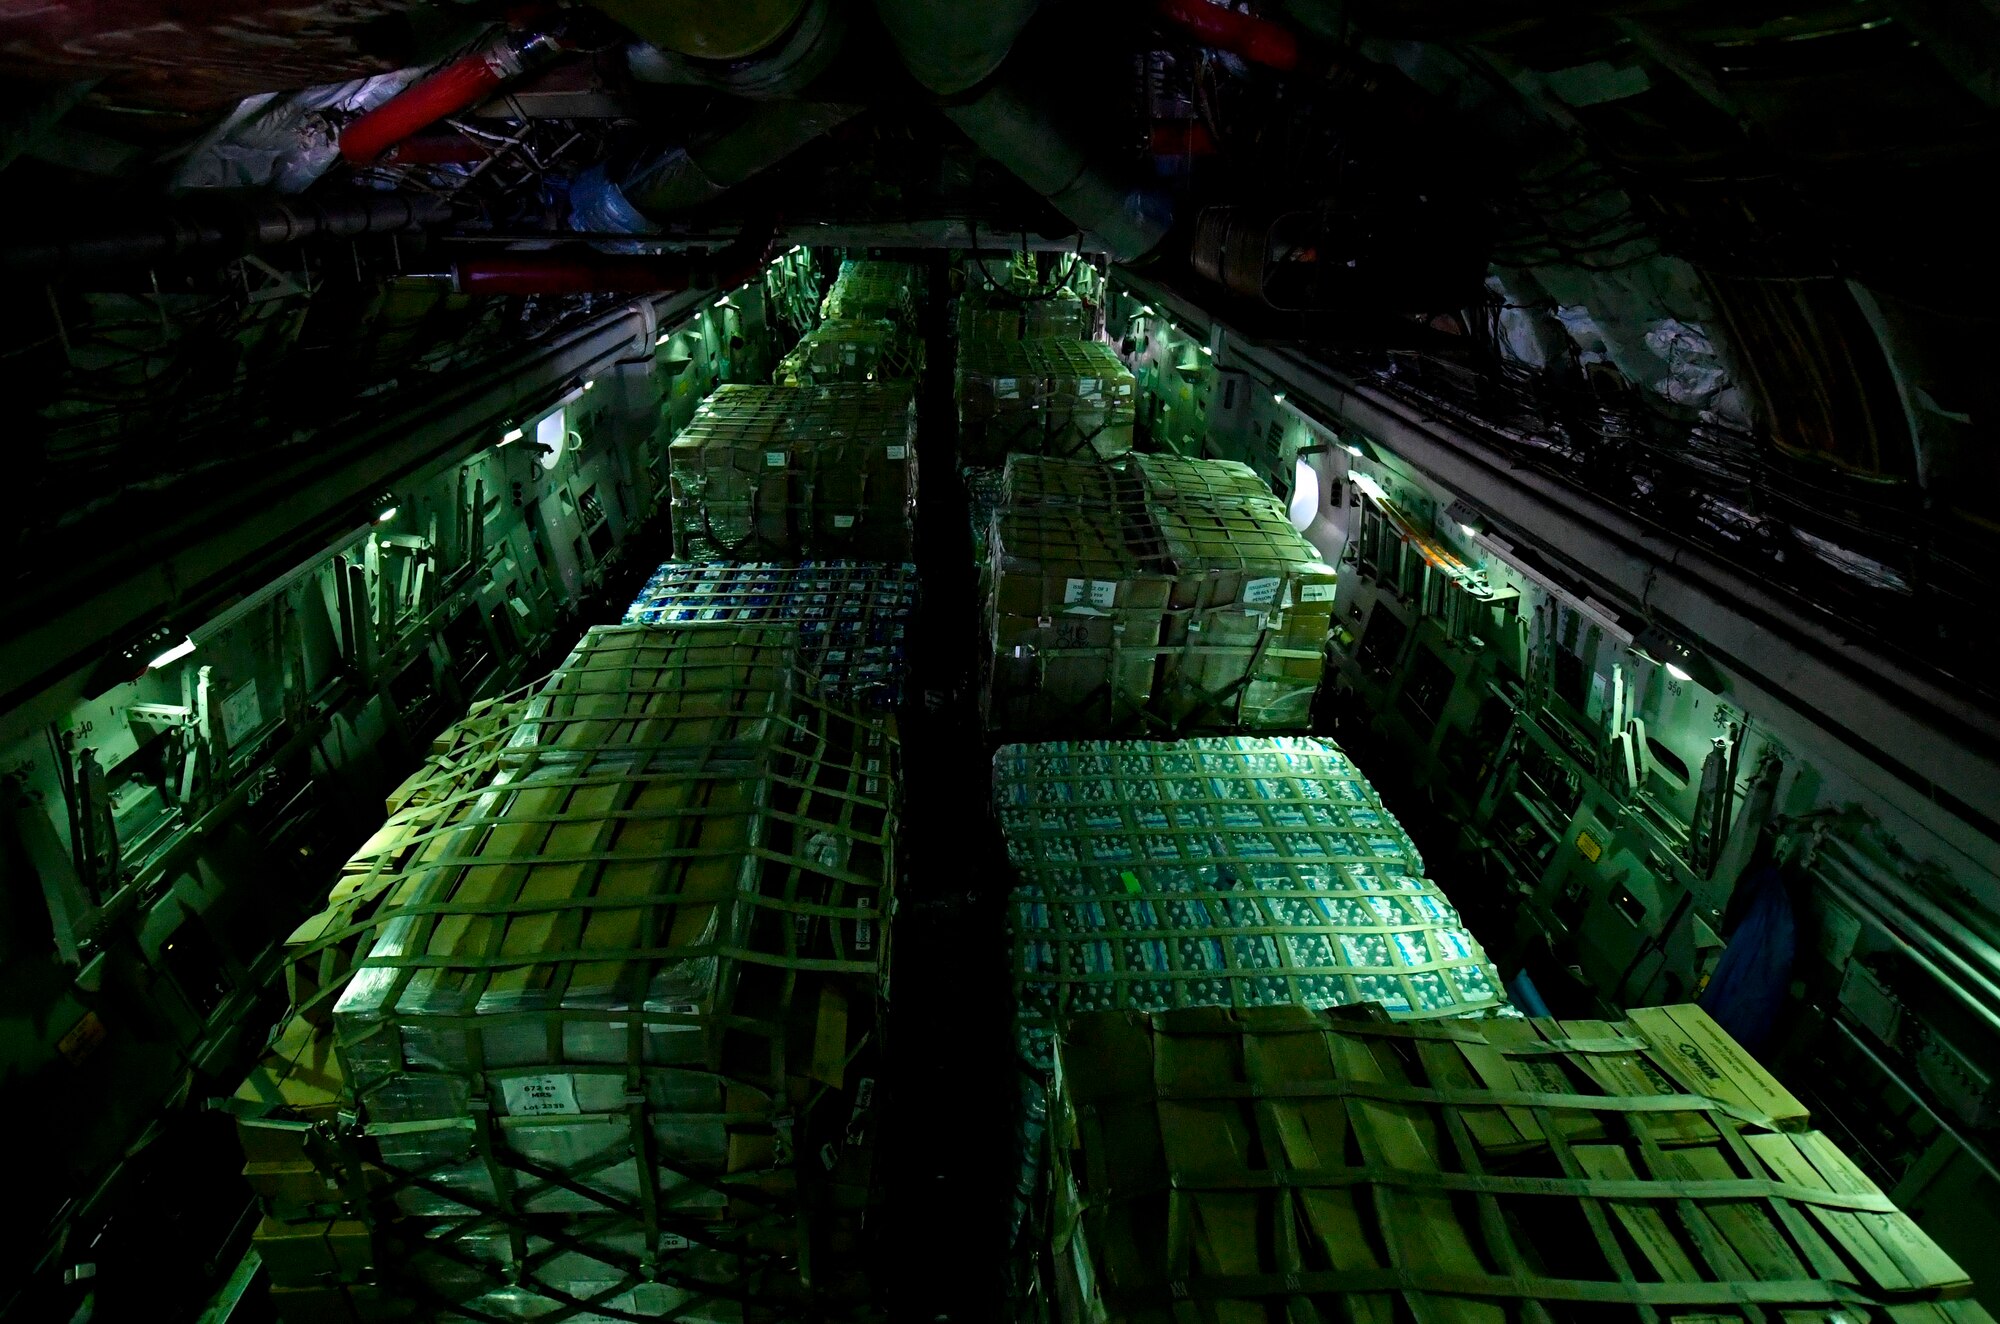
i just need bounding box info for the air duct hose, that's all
[570,101,859,233]
[870,0,1172,262]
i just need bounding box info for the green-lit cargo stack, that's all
[997,735,1506,1260]
[957,339,1136,465]
[981,455,1337,736]
[997,736,1504,1075]
[1046,1003,1981,1324]
[820,259,918,327]
[669,383,916,560]
[250,625,895,1323]
[775,318,923,386]
[957,288,1091,342]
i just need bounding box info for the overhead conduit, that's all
[870,0,1173,262]
[450,227,770,294]
[570,101,860,233]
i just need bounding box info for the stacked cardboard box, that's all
[624,560,917,709]
[251,625,896,1323]
[774,318,922,386]
[957,340,1136,465]
[981,455,1336,736]
[820,260,918,327]
[669,384,916,561]
[957,288,1091,342]
[1046,1003,1981,1324]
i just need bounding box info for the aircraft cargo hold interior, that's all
[2,3,1997,1322]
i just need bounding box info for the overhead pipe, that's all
[569,101,860,233]
[339,25,567,166]
[450,229,770,295]
[1,195,450,275]
[1156,0,1300,72]
[871,0,1174,262]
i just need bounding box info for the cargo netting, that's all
[982,455,1337,736]
[819,260,918,328]
[1046,1004,1979,1324]
[668,383,916,561]
[241,625,896,1323]
[774,318,922,387]
[956,339,1136,466]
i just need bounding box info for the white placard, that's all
[501,1074,580,1117]
[995,376,1020,398]
[1243,577,1281,606]
[220,682,262,746]
[765,451,786,468]
[1088,580,1118,609]
[886,444,907,461]
[1063,577,1088,605]
[1299,583,1336,603]
[833,514,855,529]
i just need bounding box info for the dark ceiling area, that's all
[4,0,1996,703]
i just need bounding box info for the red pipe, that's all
[1149,121,1216,156]
[340,29,562,166]
[1157,0,1300,72]
[453,253,699,296]
[450,233,771,296]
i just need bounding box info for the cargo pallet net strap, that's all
[1054,1010,1973,1322]
[998,738,1507,1073]
[289,628,894,1322]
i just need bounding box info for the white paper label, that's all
[833,514,855,529]
[995,376,1020,398]
[1063,578,1088,605]
[1299,582,1336,603]
[661,1233,692,1251]
[220,682,262,746]
[855,896,874,952]
[765,451,786,467]
[1078,380,1101,399]
[865,758,881,797]
[885,444,907,461]
[1243,577,1281,606]
[502,1074,580,1117]
[1088,580,1118,609]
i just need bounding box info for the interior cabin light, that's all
[1288,457,1320,532]
[147,637,196,670]
[655,332,671,345]
[501,426,524,445]
[1445,498,1486,540]
[1341,442,1364,458]
[375,505,398,524]
[1272,390,1287,404]
[582,378,596,391]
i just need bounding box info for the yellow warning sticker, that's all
[1575,829,1604,863]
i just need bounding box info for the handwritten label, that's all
[501,1074,580,1116]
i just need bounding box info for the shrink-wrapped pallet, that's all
[624,560,917,709]
[669,384,916,560]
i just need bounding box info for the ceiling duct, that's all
[871,0,1173,262]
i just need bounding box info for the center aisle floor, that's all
[882,253,1017,1321]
